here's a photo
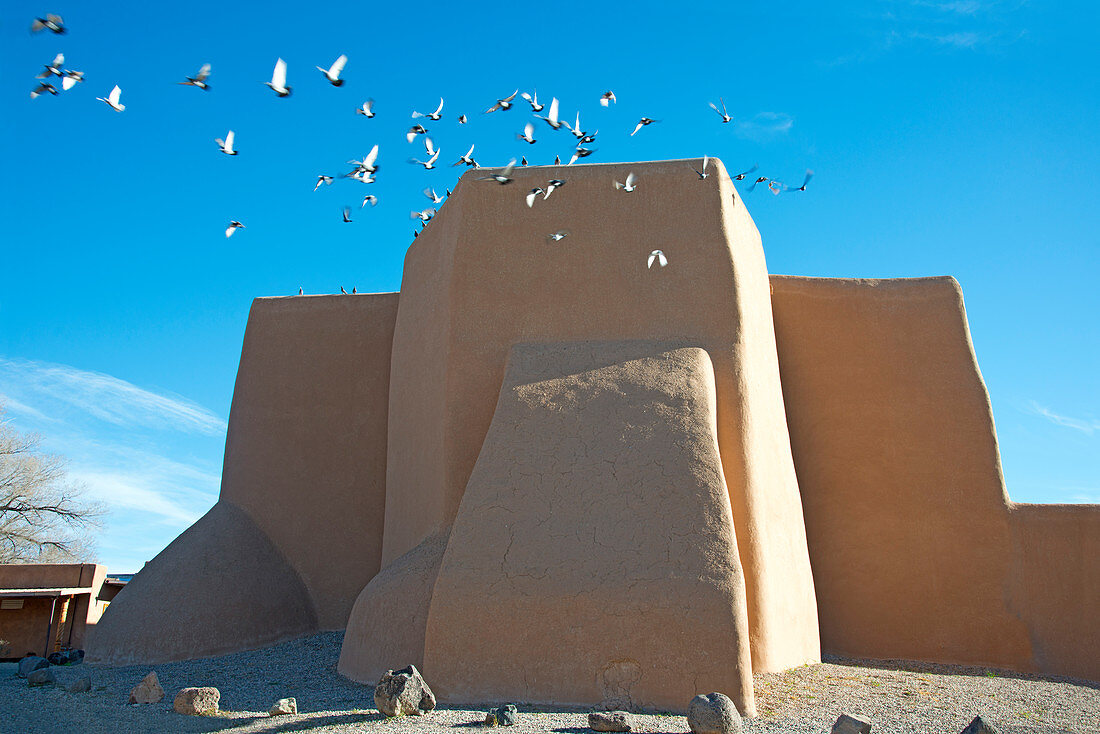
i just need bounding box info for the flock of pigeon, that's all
[25,14,813,282]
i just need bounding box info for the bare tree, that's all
[0,405,104,563]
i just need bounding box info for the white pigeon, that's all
[518,122,536,144]
[568,147,595,166]
[544,179,566,199]
[614,172,637,192]
[535,97,565,130]
[346,170,376,184]
[520,90,544,112]
[423,137,438,158]
[411,208,436,222]
[457,114,468,124]
[266,58,291,97]
[547,230,569,242]
[37,53,64,78]
[356,99,375,117]
[362,194,379,208]
[406,124,428,143]
[215,130,238,155]
[423,188,444,204]
[96,85,125,111]
[600,91,616,107]
[348,144,379,173]
[526,188,545,208]
[648,250,668,269]
[477,159,517,184]
[453,144,478,168]
[317,54,347,86]
[568,111,584,138]
[630,117,658,136]
[692,155,710,179]
[709,97,732,123]
[315,175,334,191]
[412,98,444,120]
[180,63,211,89]
[485,90,518,113]
[409,149,441,170]
[61,70,84,90]
[225,221,245,238]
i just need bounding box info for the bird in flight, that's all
[408,145,441,170]
[411,208,436,222]
[423,188,445,204]
[31,14,65,33]
[547,230,569,242]
[412,98,444,120]
[535,97,566,130]
[600,91,616,107]
[180,63,211,90]
[342,207,353,223]
[691,156,710,179]
[648,250,668,269]
[520,90,544,112]
[225,221,245,238]
[345,170,376,184]
[36,53,64,79]
[96,85,125,111]
[526,187,545,208]
[215,130,238,155]
[30,82,58,99]
[733,164,758,181]
[315,175,334,191]
[787,170,814,192]
[406,124,428,143]
[453,144,478,168]
[61,69,84,90]
[477,159,516,184]
[485,90,518,113]
[708,97,732,123]
[748,176,769,192]
[568,147,594,165]
[544,179,566,199]
[317,55,348,86]
[266,58,291,97]
[630,118,659,136]
[348,145,380,174]
[518,122,537,144]
[356,99,375,117]
[362,194,379,208]
[614,172,637,192]
[457,114,468,124]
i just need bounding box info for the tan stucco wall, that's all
[0,564,105,657]
[422,342,754,714]
[769,275,1099,680]
[381,158,819,675]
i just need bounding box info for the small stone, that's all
[374,665,436,717]
[129,671,165,704]
[27,667,56,687]
[173,686,221,715]
[589,710,634,732]
[832,714,872,734]
[960,715,1000,734]
[269,697,298,716]
[65,675,92,693]
[17,656,49,678]
[484,704,518,726]
[688,692,742,734]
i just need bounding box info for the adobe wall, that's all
[769,275,1099,680]
[0,564,105,657]
[380,158,820,675]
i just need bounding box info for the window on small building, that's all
[1,599,25,610]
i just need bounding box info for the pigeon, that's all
[485,90,518,113]
[30,82,58,99]
[215,130,238,155]
[61,70,84,90]
[599,90,616,106]
[614,172,637,192]
[568,111,585,139]
[412,98,444,120]
[342,207,353,222]
[553,154,561,165]
[406,124,428,143]
[362,194,379,207]
[96,85,125,111]
[31,14,65,33]
[733,164,758,181]
[298,287,304,295]
[457,114,468,124]
[630,117,659,136]
[352,287,357,294]
[315,175,334,191]
[547,230,569,242]
[423,187,445,204]
[345,170,376,184]
[341,286,348,294]
[411,208,436,222]
[348,145,380,173]
[748,176,769,192]
[225,221,245,238]
[526,188,545,208]
[412,230,419,239]
[36,53,64,78]
[266,58,291,97]
[518,122,537,144]
[544,179,566,199]
[534,97,566,130]
[786,170,814,192]
[477,159,516,184]
[453,144,478,168]
[180,63,211,90]
[576,130,598,145]
[767,180,783,195]
[648,250,668,269]
[520,89,544,112]
[568,147,595,165]
[423,137,439,157]
[356,99,375,117]
[691,155,710,179]
[708,97,732,123]
[520,156,528,166]
[317,54,347,86]
[408,148,441,170]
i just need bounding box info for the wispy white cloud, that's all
[736,112,794,140]
[909,30,989,47]
[1029,401,1100,435]
[0,357,226,436]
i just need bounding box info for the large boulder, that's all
[17,656,49,678]
[27,667,56,687]
[688,692,742,734]
[589,710,634,732]
[173,687,220,715]
[374,665,436,717]
[269,697,298,716]
[129,671,164,704]
[484,704,518,726]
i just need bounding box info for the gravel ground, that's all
[2,632,1097,733]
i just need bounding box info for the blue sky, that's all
[1,0,1097,572]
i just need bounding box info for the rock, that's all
[688,692,742,734]
[17,656,49,678]
[589,710,634,732]
[960,715,1000,734]
[27,667,56,687]
[65,675,92,693]
[484,704,518,726]
[173,686,221,715]
[269,697,298,716]
[832,714,872,734]
[374,665,436,717]
[129,671,165,704]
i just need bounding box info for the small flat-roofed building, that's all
[0,564,108,659]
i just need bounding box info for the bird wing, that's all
[524,122,534,140]
[500,159,516,178]
[658,251,668,267]
[702,155,709,172]
[364,144,379,168]
[625,172,636,189]
[108,85,121,104]
[225,226,236,238]
[647,252,656,268]
[800,170,814,189]
[224,130,234,149]
[526,191,538,208]
[61,76,77,91]
[720,97,728,115]
[548,97,559,124]
[433,97,444,116]
[329,55,347,77]
[197,63,211,81]
[428,149,441,165]
[424,137,436,156]
[630,120,644,136]
[709,101,722,116]
[465,143,475,158]
[52,53,64,67]
[272,58,287,88]
[502,89,518,102]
